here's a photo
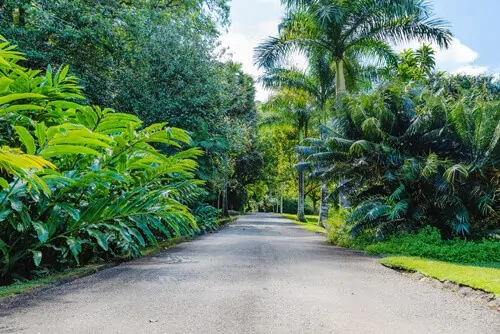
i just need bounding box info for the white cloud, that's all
[219,15,283,101]
[218,31,269,101]
[453,65,488,76]
[219,32,258,76]
[435,39,478,67]
[218,0,283,101]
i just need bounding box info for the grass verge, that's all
[281,213,326,234]
[380,256,500,296]
[0,264,104,298]
[327,211,500,296]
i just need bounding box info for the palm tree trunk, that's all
[297,122,306,222]
[338,177,350,208]
[335,59,346,94]
[318,177,329,228]
[335,58,349,209]
[297,166,306,222]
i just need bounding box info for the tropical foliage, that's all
[255,0,452,94]
[254,1,499,242]
[0,0,260,218]
[0,37,209,282]
[303,66,500,238]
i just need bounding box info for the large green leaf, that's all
[66,238,83,264]
[0,177,8,189]
[1,104,44,113]
[14,126,37,155]
[40,145,102,158]
[9,198,23,212]
[55,203,81,222]
[32,221,49,243]
[0,209,13,221]
[0,93,45,106]
[0,77,13,93]
[47,100,85,111]
[31,250,42,267]
[87,228,109,251]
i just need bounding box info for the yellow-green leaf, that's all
[1,104,44,113]
[0,177,8,189]
[59,65,69,82]
[0,93,45,106]
[40,145,102,158]
[13,125,36,154]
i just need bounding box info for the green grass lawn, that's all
[380,256,500,296]
[281,213,326,234]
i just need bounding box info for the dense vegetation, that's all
[0,0,498,288]
[251,0,499,248]
[0,0,260,283]
[312,72,500,238]
[0,38,208,282]
[0,0,261,217]
[331,226,500,263]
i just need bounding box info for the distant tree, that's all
[260,90,314,222]
[256,0,453,221]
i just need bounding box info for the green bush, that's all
[305,68,499,238]
[329,226,500,264]
[192,204,221,233]
[282,197,314,215]
[0,37,205,283]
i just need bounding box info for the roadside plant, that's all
[0,36,205,282]
[302,77,499,238]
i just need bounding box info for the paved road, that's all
[1,213,499,333]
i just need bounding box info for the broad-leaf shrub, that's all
[0,37,206,281]
[192,204,221,232]
[305,77,499,238]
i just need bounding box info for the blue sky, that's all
[220,0,500,100]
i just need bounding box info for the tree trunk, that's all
[280,190,283,214]
[320,100,327,126]
[222,157,229,217]
[222,180,229,217]
[335,59,346,95]
[297,122,307,222]
[335,58,349,209]
[318,177,329,228]
[297,166,306,222]
[311,198,317,215]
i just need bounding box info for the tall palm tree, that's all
[256,0,452,224]
[255,0,452,95]
[260,54,337,227]
[260,90,314,222]
[261,54,337,125]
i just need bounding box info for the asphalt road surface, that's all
[1,213,499,333]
